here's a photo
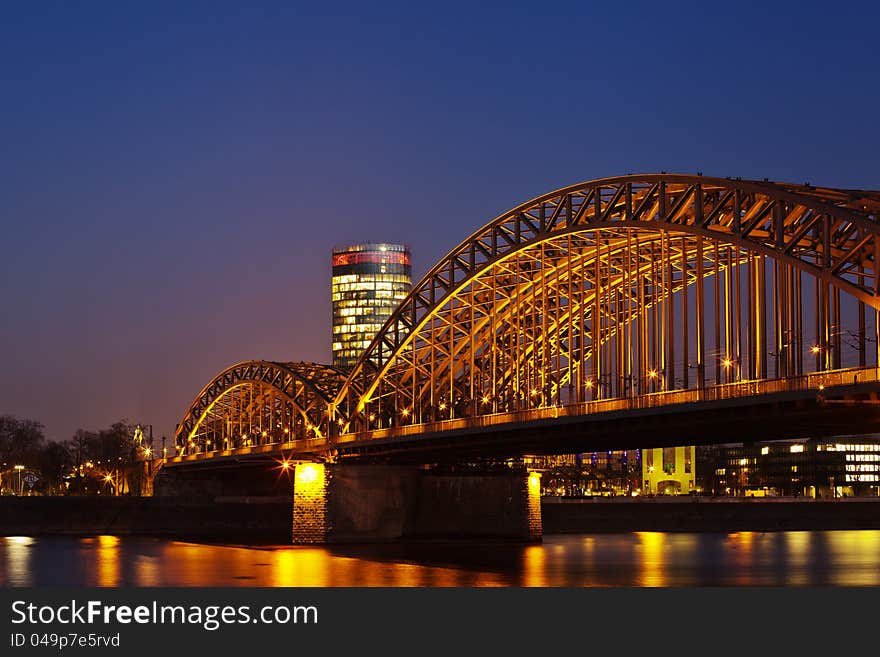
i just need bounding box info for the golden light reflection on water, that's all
[635,532,666,587]
[3,537,34,587]
[96,535,120,587]
[271,547,330,586]
[150,542,507,587]
[134,554,161,586]
[726,531,755,585]
[825,531,880,586]
[5,531,880,586]
[522,545,548,586]
[785,531,811,587]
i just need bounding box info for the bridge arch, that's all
[337,174,880,433]
[176,361,348,453]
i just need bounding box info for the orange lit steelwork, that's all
[335,174,880,433]
[174,174,880,458]
[176,361,350,455]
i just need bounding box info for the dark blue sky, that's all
[2,1,879,441]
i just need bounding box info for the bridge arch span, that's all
[177,361,348,452]
[337,174,880,433]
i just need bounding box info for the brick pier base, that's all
[291,463,542,544]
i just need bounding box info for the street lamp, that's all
[14,465,24,496]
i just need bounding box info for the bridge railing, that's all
[170,365,880,461]
[337,365,880,446]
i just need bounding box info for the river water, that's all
[2,531,879,587]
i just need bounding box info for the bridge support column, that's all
[291,463,329,544]
[291,463,542,544]
[527,471,543,542]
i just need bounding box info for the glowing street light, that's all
[648,369,658,379]
[13,465,24,496]
[721,358,733,369]
[295,463,321,485]
[811,345,821,355]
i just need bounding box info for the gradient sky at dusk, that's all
[2,1,879,442]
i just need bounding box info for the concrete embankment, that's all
[3,496,880,541]
[0,496,292,543]
[542,497,880,533]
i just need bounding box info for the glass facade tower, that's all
[331,243,412,369]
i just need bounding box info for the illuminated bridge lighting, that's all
[331,243,412,369]
[172,174,880,459]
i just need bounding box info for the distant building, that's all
[700,437,880,497]
[526,451,641,496]
[331,243,412,369]
[642,446,696,495]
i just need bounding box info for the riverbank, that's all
[0,496,291,542]
[2,496,879,541]
[542,496,880,533]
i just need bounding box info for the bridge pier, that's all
[291,463,542,544]
[155,461,542,543]
[291,463,329,544]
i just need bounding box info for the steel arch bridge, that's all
[177,361,349,451]
[173,174,880,459]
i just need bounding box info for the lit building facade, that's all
[332,243,412,369]
[526,451,641,496]
[642,446,696,495]
[701,437,880,497]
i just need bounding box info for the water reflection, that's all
[636,532,666,587]
[522,545,548,586]
[2,531,880,587]
[825,531,880,586]
[96,535,120,587]
[785,532,810,587]
[134,553,161,587]
[3,536,34,587]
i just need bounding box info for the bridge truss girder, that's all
[175,361,348,454]
[174,174,880,453]
[339,175,880,434]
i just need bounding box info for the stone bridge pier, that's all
[155,462,542,544]
[291,463,542,544]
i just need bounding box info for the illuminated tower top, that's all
[331,243,412,369]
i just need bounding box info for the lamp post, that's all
[14,465,25,496]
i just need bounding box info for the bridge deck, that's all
[163,366,880,467]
